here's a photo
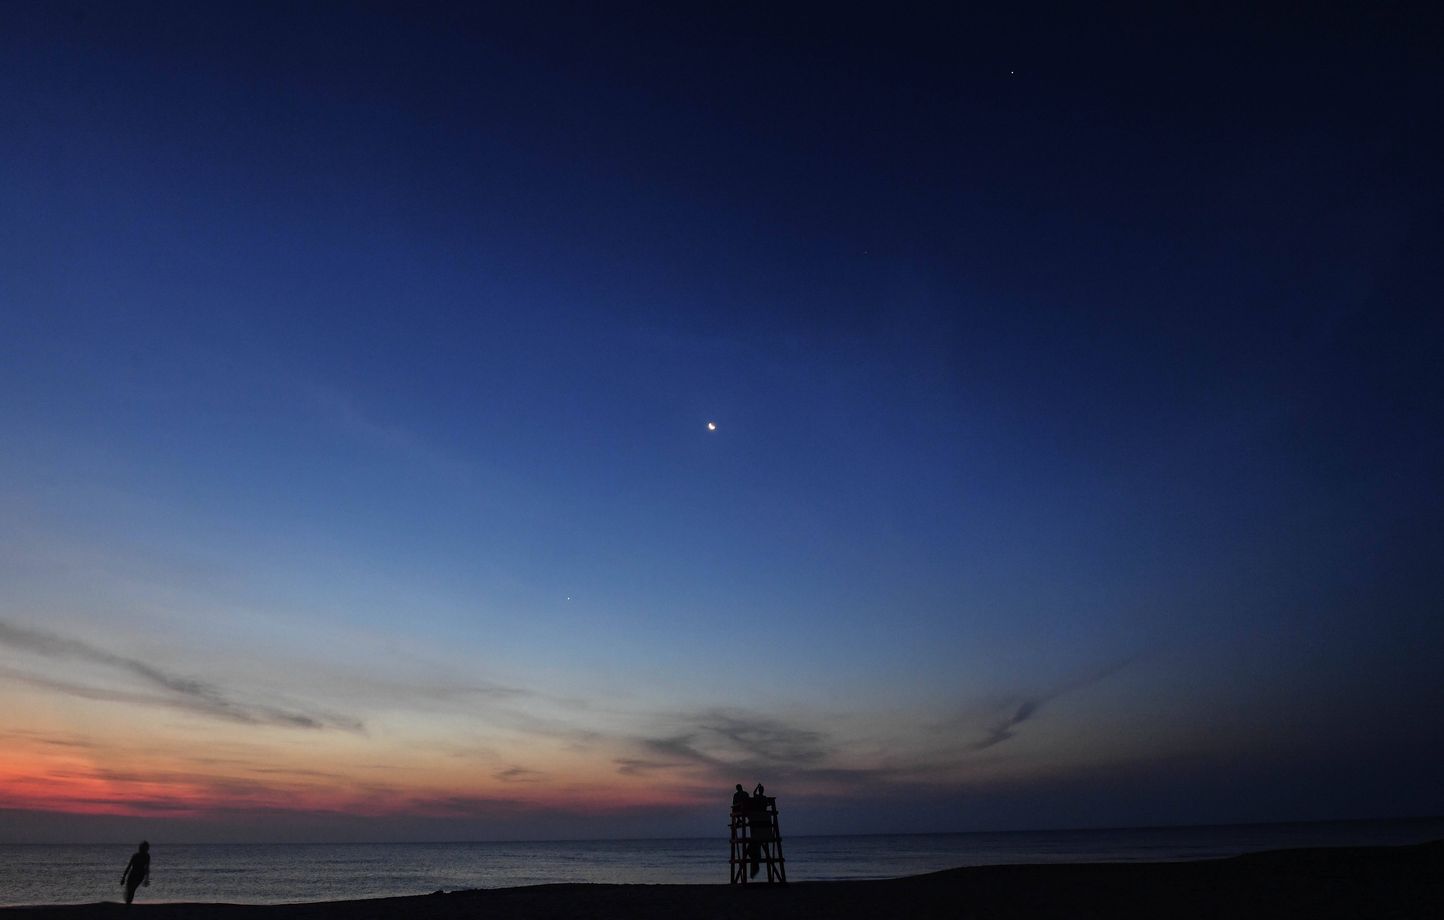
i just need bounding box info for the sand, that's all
[4,841,1439,919]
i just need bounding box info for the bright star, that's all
[706,421,717,431]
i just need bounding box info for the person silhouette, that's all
[730,783,763,876]
[748,784,771,877]
[120,841,150,905]
[747,784,776,878]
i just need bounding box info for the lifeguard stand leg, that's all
[729,802,786,884]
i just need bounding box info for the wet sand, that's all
[4,841,1439,919]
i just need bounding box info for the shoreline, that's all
[2,841,1440,919]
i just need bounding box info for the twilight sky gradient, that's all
[2,3,1441,843]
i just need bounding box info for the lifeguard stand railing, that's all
[729,795,786,884]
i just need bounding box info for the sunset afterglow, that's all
[2,4,1440,846]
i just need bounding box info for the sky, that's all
[1,3,1441,843]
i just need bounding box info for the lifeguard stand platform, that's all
[729,794,787,884]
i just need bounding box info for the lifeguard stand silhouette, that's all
[729,792,787,884]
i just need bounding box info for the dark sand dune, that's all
[5,841,1440,920]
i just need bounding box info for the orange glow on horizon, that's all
[0,736,717,822]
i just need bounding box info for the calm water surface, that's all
[2,818,1440,907]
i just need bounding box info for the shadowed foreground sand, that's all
[5,842,1440,920]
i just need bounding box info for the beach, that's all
[3,841,1438,920]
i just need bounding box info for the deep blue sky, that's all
[1,2,1441,842]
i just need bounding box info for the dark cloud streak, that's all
[0,619,363,732]
[968,656,1138,752]
[627,709,905,793]
[494,766,544,782]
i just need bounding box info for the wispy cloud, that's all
[613,756,694,777]
[495,766,544,783]
[619,658,1143,799]
[306,384,475,484]
[694,711,832,765]
[0,728,100,750]
[0,619,363,732]
[966,656,1138,752]
[625,708,905,794]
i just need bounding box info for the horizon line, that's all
[6,814,1440,848]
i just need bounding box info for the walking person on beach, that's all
[120,841,150,905]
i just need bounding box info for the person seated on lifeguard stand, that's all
[733,784,751,811]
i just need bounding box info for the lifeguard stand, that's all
[729,794,787,884]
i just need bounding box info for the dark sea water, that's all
[1,818,1440,907]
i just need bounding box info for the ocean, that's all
[1,818,1440,907]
